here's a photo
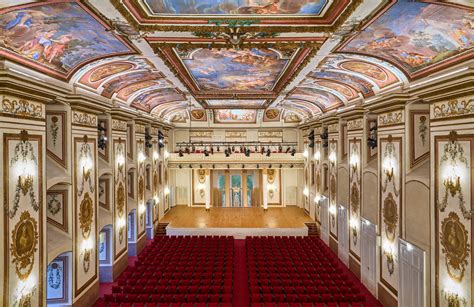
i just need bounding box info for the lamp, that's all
[17,160,35,195]
[164,187,170,195]
[303,187,309,197]
[329,205,336,215]
[138,151,146,164]
[303,149,309,158]
[81,156,93,182]
[154,196,160,204]
[153,151,159,161]
[164,150,169,159]
[329,151,336,167]
[314,194,321,203]
[382,240,395,275]
[383,157,394,181]
[350,153,358,173]
[444,171,461,198]
[313,150,320,162]
[81,238,94,272]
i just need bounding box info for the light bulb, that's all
[303,149,308,158]
[138,152,146,163]
[164,187,170,195]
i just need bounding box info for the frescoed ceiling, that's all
[0,0,472,125]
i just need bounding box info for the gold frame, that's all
[47,189,68,233]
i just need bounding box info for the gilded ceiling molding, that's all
[72,110,97,127]
[431,96,474,120]
[1,96,45,120]
[347,118,363,131]
[110,0,363,33]
[377,110,404,127]
[111,119,128,131]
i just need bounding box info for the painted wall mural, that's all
[74,134,97,297]
[181,48,290,91]
[435,131,473,307]
[144,0,328,15]
[116,79,170,102]
[283,110,302,123]
[214,109,257,123]
[0,2,133,79]
[206,99,267,108]
[348,138,361,260]
[340,1,474,77]
[46,111,67,168]
[47,189,68,233]
[4,130,43,306]
[379,135,402,295]
[410,110,430,167]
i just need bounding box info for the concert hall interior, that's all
[0,0,472,306]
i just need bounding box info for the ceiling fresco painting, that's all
[302,78,360,101]
[340,0,474,78]
[309,70,375,98]
[116,78,171,102]
[205,99,268,108]
[143,0,329,15]
[100,70,164,98]
[280,100,321,117]
[190,109,208,121]
[214,109,257,124]
[283,110,303,123]
[77,56,154,89]
[263,108,281,122]
[181,48,290,91]
[0,1,134,79]
[288,87,343,110]
[131,88,185,112]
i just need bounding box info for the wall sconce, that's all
[314,194,321,203]
[153,151,159,161]
[154,196,160,204]
[138,151,146,164]
[81,156,93,182]
[164,187,170,195]
[329,204,337,215]
[444,172,461,198]
[303,187,309,197]
[350,217,359,245]
[442,289,466,307]
[303,149,309,158]
[383,157,394,181]
[16,274,36,306]
[117,217,126,243]
[18,164,34,195]
[81,238,93,273]
[382,240,395,275]
[329,151,336,167]
[164,150,169,159]
[138,203,146,215]
[313,150,320,162]
[350,153,358,173]
[117,153,125,167]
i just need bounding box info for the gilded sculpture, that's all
[11,211,39,280]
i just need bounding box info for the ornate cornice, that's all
[72,110,97,127]
[111,119,127,131]
[258,131,283,138]
[135,124,146,134]
[190,130,213,138]
[1,95,44,120]
[328,123,339,133]
[378,110,404,127]
[225,130,246,138]
[431,96,474,120]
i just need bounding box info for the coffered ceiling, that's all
[0,0,472,125]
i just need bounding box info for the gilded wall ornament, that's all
[112,119,127,131]
[440,212,470,282]
[10,211,38,280]
[8,130,39,218]
[72,110,97,127]
[378,110,404,127]
[2,97,43,119]
[383,192,398,242]
[138,177,145,204]
[198,169,206,184]
[78,139,94,197]
[437,131,471,219]
[79,192,93,239]
[47,194,61,216]
[267,169,275,184]
[381,140,399,196]
[116,183,125,217]
[432,97,474,120]
[83,249,91,273]
[350,182,359,245]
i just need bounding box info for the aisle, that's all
[233,240,250,307]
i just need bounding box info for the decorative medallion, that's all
[191,109,206,120]
[264,109,280,121]
[267,169,275,184]
[383,192,398,242]
[440,212,470,282]
[198,169,206,184]
[79,192,93,239]
[10,211,39,280]
[116,183,125,217]
[47,194,61,216]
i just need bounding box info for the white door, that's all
[338,205,349,266]
[320,197,329,244]
[361,218,377,295]
[399,239,425,307]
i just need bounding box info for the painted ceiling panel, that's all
[143,0,329,15]
[181,48,290,91]
[206,99,267,108]
[213,109,258,124]
[100,71,163,98]
[309,70,374,97]
[288,87,343,110]
[301,78,359,101]
[116,79,170,102]
[132,88,186,112]
[340,0,474,78]
[0,1,134,79]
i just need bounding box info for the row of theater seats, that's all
[247,236,366,306]
[97,236,234,306]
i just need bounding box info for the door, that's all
[338,205,349,266]
[230,173,243,207]
[361,218,377,295]
[399,239,425,307]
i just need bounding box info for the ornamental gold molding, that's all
[378,110,404,127]
[10,211,39,280]
[328,124,338,133]
[440,212,470,282]
[197,169,206,184]
[79,192,94,239]
[258,131,283,138]
[432,97,474,120]
[150,127,159,135]
[112,119,127,131]
[190,130,213,138]
[267,169,276,184]
[1,96,44,119]
[347,119,363,131]
[226,130,246,138]
[136,124,146,134]
[350,182,360,245]
[383,192,399,243]
[72,110,97,127]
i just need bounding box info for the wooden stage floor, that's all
[159,206,313,229]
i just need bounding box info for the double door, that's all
[213,170,260,207]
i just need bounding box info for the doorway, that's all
[212,170,261,207]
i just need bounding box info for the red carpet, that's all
[233,240,250,307]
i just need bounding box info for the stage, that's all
[159,206,314,239]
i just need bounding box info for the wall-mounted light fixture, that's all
[81,238,94,273]
[138,151,146,164]
[329,204,337,216]
[442,278,467,307]
[117,217,126,242]
[444,172,461,198]
[329,151,336,167]
[303,149,309,158]
[16,274,36,306]
[81,155,93,182]
[350,153,358,173]
[154,196,160,204]
[383,157,395,181]
[303,187,309,197]
[314,194,321,203]
[164,150,170,159]
[313,150,320,162]
[153,151,159,161]
[164,187,170,195]
[382,239,395,275]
